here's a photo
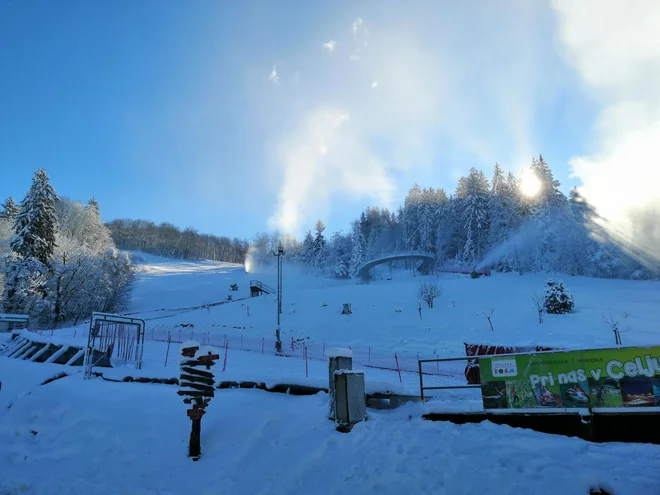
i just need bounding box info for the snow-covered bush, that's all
[543,279,574,314]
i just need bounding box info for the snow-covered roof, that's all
[333,370,363,376]
[180,340,200,350]
[326,347,352,359]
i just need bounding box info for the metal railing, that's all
[418,356,481,401]
[249,280,276,294]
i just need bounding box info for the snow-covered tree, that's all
[487,167,522,270]
[3,173,135,324]
[47,197,119,323]
[530,155,567,216]
[356,207,399,258]
[491,163,506,197]
[1,253,48,315]
[436,196,463,262]
[544,279,574,314]
[11,169,59,266]
[349,221,366,278]
[402,184,422,251]
[418,189,442,253]
[329,231,352,278]
[106,218,249,264]
[55,197,114,254]
[97,248,135,313]
[0,196,19,221]
[456,168,490,264]
[312,219,327,267]
[298,230,315,265]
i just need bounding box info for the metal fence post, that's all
[418,359,425,401]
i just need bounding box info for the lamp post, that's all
[274,243,284,353]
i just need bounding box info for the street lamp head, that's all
[277,243,284,255]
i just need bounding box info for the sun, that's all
[520,168,542,197]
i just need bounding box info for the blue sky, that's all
[1,1,656,242]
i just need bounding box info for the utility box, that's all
[333,370,366,432]
[327,348,353,420]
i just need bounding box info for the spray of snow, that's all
[244,245,258,274]
[476,220,543,271]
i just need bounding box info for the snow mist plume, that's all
[476,221,543,271]
[553,1,660,262]
[244,245,257,273]
[267,18,441,235]
[269,108,395,235]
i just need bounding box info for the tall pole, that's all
[278,247,283,316]
[274,244,284,353]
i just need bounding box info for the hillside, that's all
[127,252,660,354]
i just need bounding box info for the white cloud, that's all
[268,66,279,85]
[349,54,360,61]
[552,0,660,260]
[323,40,336,53]
[371,80,379,88]
[352,17,363,36]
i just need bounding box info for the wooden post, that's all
[305,345,309,377]
[189,417,201,459]
[395,353,402,383]
[179,343,218,460]
[164,334,172,367]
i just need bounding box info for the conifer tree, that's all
[456,168,490,264]
[349,222,366,278]
[312,219,327,267]
[298,231,314,264]
[0,196,19,221]
[418,189,436,252]
[11,169,59,265]
[403,184,422,251]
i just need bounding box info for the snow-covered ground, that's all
[2,252,660,494]
[1,359,660,495]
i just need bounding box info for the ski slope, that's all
[128,252,245,313]
[126,252,660,355]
